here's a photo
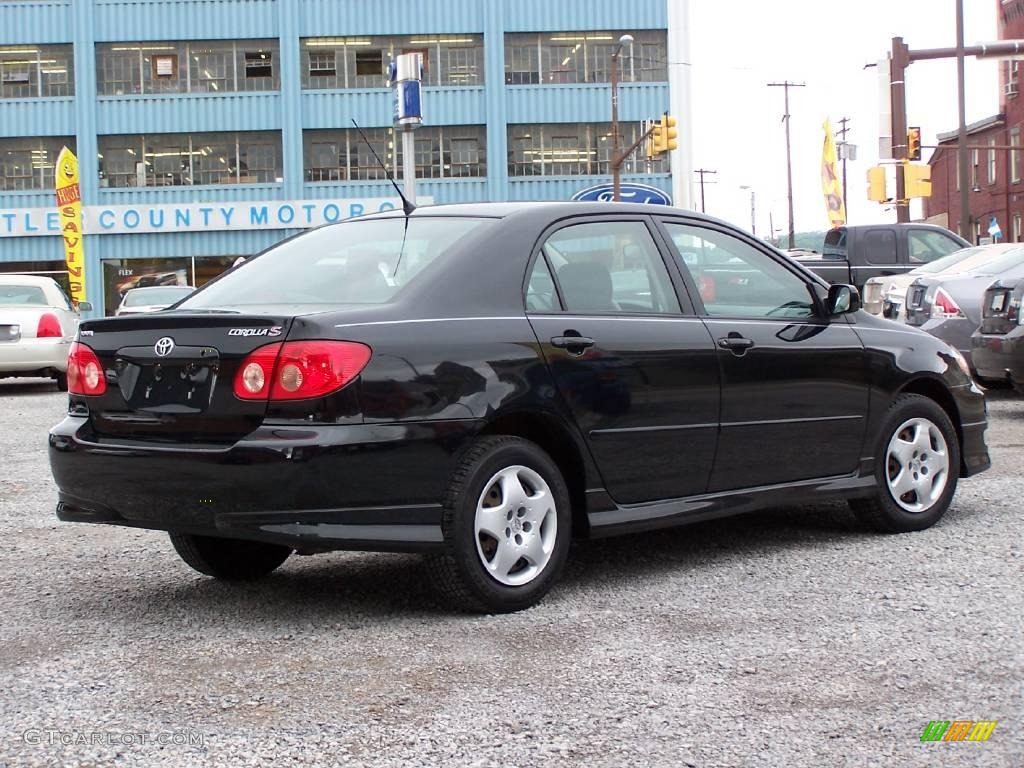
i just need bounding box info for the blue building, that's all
[1,0,686,316]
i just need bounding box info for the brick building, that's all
[925,0,1024,243]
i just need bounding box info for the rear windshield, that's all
[0,285,47,305]
[179,217,493,308]
[822,228,846,259]
[124,287,194,306]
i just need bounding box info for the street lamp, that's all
[610,33,634,202]
[739,185,756,236]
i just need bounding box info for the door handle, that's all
[551,335,595,353]
[717,336,755,351]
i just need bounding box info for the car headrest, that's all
[558,261,614,312]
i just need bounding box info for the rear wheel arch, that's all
[895,376,965,471]
[477,411,591,538]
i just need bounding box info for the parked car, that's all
[863,243,1024,320]
[904,246,1024,372]
[971,276,1024,392]
[792,224,968,290]
[0,275,90,390]
[49,203,990,613]
[115,285,195,316]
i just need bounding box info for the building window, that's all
[1015,213,1022,242]
[0,45,75,98]
[0,136,75,190]
[503,31,667,85]
[300,35,483,89]
[303,126,486,181]
[507,123,669,176]
[96,40,279,95]
[97,132,281,187]
[1012,127,1021,183]
[971,148,980,189]
[988,137,997,184]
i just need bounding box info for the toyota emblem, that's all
[154,337,175,357]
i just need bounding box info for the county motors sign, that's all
[0,197,430,238]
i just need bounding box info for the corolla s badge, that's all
[227,327,283,337]
[154,337,175,357]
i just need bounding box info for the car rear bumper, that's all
[0,337,69,374]
[49,416,484,552]
[970,328,1024,383]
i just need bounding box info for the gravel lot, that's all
[0,378,1020,767]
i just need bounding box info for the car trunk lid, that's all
[76,312,292,443]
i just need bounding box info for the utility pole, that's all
[609,34,634,202]
[890,38,911,223]
[956,0,970,240]
[694,168,717,213]
[836,117,851,214]
[768,81,805,248]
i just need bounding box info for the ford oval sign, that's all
[571,183,672,205]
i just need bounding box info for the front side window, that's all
[663,222,815,319]
[542,221,680,314]
[178,217,494,308]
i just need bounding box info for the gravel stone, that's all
[0,378,1020,767]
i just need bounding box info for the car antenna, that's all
[351,119,415,216]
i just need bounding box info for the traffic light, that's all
[867,166,889,202]
[650,114,678,156]
[907,126,922,161]
[904,163,932,198]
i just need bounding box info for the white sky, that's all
[687,0,999,236]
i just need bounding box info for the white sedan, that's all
[0,275,88,390]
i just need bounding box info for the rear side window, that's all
[863,229,897,264]
[0,285,47,305]
[541,221,680,314]
[525,255,560,312]
[179,217,493,308]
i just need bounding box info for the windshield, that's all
[179,217,493,308]
[912,246,984,275]
[124,287,194,306]
[0,285,47,305]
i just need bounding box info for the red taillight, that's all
[37,313,62,338]
[931,288,964,319]
[67,342,107,396]
[233,340,371,401]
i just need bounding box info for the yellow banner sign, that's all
[821,119,847,228]
[55,146,86,304]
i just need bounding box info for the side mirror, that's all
[827,284,861,315]
[76,301,93,313]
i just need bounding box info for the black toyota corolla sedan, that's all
[49,202,991,613]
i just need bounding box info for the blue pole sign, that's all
[572,182,672,205]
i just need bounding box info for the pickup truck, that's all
[790,224,969,289]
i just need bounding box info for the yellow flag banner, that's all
[821,119,846,228]
[55,146,86,304]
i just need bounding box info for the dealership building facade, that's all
[0,0,687,316]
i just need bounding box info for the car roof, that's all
[125,285,194,293]
[357,200,713,221]
[0,274,61,287]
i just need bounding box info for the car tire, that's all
[425,436,571,613]
[168,532,291,580]
[849,394,960,533]
[55,372,68,392]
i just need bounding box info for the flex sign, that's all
[0,197,431,238]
